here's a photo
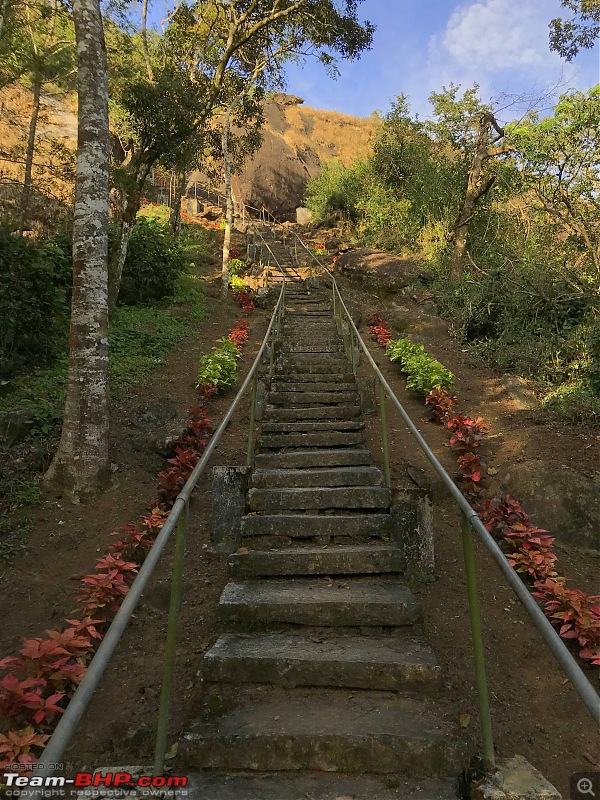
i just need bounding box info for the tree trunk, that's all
[221,95,243,296]
[450,122,492,282]
[17,76,42,235]
[45,0,110,502]
[169,170,187,237]
[107,164,148,314]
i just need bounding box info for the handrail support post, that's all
[153,499,189,776]
[461,512,496,772]
[377,380,392,488]
[246,372,259,468]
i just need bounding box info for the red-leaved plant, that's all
[425,388,457,422]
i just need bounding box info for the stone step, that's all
[276,362,350,375]
[261,420,364,434]
[260,431,365,449]
[267,392,358,406]
[272,382,356,393]
[255,449,372,469]
[274,372,355,383]
[282,345,343,354]
[219,578,419,628]
[228,544,404,578]
[182,772,459,800]
[203,632,441,692]
[264,405,360,421]
[240,513,391,540]
[250,466,382,489]
[182,689,464,775]
[248,486,390,513]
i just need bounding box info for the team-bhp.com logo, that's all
[3,771,188,793]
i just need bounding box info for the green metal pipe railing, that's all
[30,225,286,792]
[257,220,600,760]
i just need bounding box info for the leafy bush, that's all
[386,338,455,394]
[118,218,188,306]
[228,258,246,277]
[0,226,71,379]
[229,274,247,292]
[196,337,241,390]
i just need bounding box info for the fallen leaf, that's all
[459,714,471,728]
[487,467,498,476]
[165,742,179,760]
[584,752,598,766]
[236,547,249,554]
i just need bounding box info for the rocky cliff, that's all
[191,93,378,220]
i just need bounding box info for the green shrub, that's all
[118,218,188,306]
[228,258,246,277]
[229,274,247,292]
[541,379,600,426]
[386,338,455,394]
[196,337,241,390]
[0,226,71,379]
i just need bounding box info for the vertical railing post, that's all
[153,499,188,776]
[246,371,259,468]
[377,380,391,488]
[461,512,496,772]
[268,324,276,379]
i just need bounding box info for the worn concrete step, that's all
[268,392,358,406]
[250,466,382,489]
[282,346,343,355]
[274,372,355,383]
[248,486,390,513]
[261,431,365,449]
[276,362,350,375]
[240,513,392,542]
[219,578,418,628]
[261,420,364,434]
[204,632,441,692]
[228,545,404,578]
[255,449,371,469]
[182,689,464,775]
[183,772,459,800]
[272,382,356,393]
[264,405,360,421]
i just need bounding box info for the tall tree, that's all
[45,0,110,502]
[429,84,513,281]
[549,0,600,61]
[507,87,600,276]
[107,0,374,311]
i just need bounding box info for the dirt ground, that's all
[0,258,598,797]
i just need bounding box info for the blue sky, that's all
[282,0,599,121]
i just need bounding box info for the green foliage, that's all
[228,258,246,277]
[118,218,188,306]
[138,203,171,224]
[229,274,247,291]
[173,273,206,323]
[0,226,71,380]
[196,337,241,390]
[549,0,600,60]
[386,338,455,395]
[541,380,600,426]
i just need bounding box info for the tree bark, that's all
[17,75,42,235]
[450,116,498,281]
[169,170,187,237]
[45,0,111,503]
[221,95,243,296]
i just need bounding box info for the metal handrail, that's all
[259,223,600,740]
[31,226,287,786]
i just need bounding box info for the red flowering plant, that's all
[228,321,250,349]
[367,314,393,347]
[447,415,491,452]
[533,579,600,664]
[235,290,254,312]
[425,388,457,422]
[0,728,49,774]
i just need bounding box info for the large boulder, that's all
[500,463,600,550]
[336,248,421,292]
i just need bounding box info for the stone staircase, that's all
[180,254,469,797]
